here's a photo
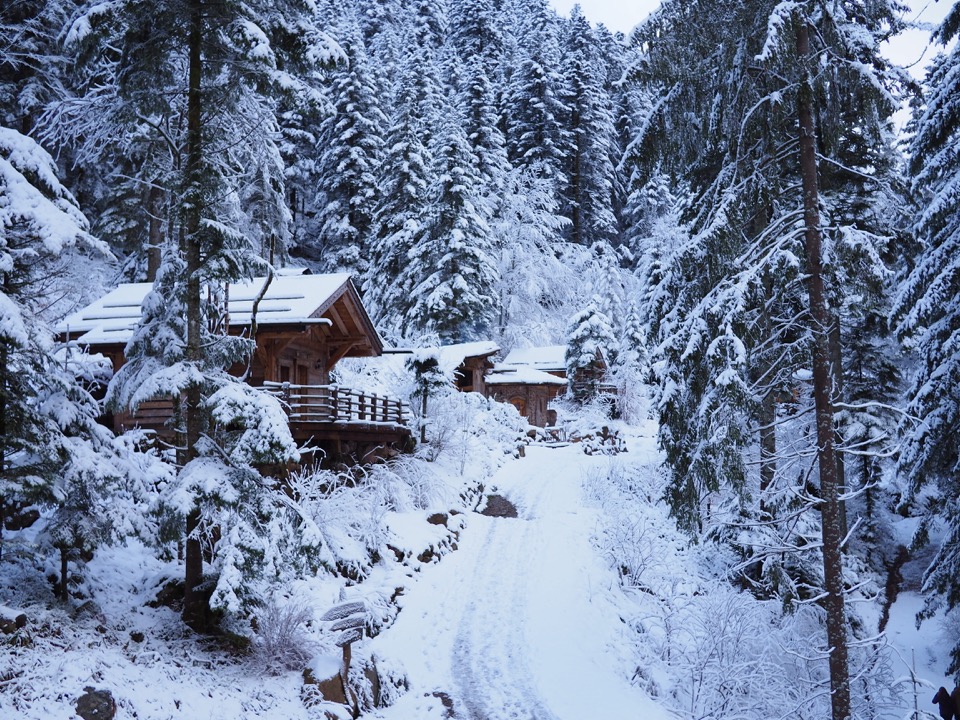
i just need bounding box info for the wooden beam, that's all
[326,341,358,371]
[326,303,348,335]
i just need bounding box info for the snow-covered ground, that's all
[2,409,957,719]
[370,442,668,720]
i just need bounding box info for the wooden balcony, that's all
[114,383,412,464]
[260,382,408,425]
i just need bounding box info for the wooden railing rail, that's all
[261,382,408,425]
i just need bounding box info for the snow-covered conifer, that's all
[559,8,618,248]
[404,101,499,342]
[503,0,568,183]
[363,52,433,331]
[0,127,163,586]
[564,299,615,402]
[311,16,386,275]
[895,1,960,673]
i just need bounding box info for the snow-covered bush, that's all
[252,598,318,675]
[585,454,902,720]
[421,390,527,478]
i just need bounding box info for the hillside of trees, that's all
[3,1,960,718]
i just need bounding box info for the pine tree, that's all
[0,126,151,580]
[311,16,386,275]
[363,52,433,331]
[449,0,503,74]
[503,0,568,182]
[564,299,615,403]
[54,0,331,629]
[635,2,908,716]
[404,103,498,342]
[895,1,960,676]
[0,0,71,133]
[461,55,510,200]
[559,7,618,247]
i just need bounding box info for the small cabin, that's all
[57,270,411,464]
[500,345,568,378]
[485,365,566,427]
[438,341,500,395]
[501,344,610,402]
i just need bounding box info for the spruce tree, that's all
[503,0,568,183]
[54,0,331,629]
[0,125,143,575]
[404,102,498,342]
[311,16,386,275]
[895,1,960,676]
[559,7,618,248]
[363,52,433,331]
[565,299,616,403]
[635,2,908,716]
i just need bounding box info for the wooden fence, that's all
[261,382,408,425]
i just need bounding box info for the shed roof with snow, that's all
[437,341,500,371]
[485,365,567,386]
[501,345,567,374]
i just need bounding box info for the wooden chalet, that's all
[57,270,411,464]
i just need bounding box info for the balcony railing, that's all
[261,382,409,426]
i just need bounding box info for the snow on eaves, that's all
[485,365,566,386]
[56,271,351,346]
[502,345,567,373]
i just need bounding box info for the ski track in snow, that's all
[372,443,667,720]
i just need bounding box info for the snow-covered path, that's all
[371,444,668,720]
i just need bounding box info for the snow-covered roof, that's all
[502,345,567,373]
[437,341,500,367]
[485,365,567,386]
[58,271,354,346]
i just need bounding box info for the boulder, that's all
[4,505,40,531]
[426,512,448,527]
[0,606,27,635]
[75,687,116,720]
[303,654,348,706]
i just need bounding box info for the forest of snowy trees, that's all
[3,0,960,718]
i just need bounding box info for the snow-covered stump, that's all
[303,654,351,714]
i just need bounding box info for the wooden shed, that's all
[484,365,566,427]
[57,270,411,463]
[501,344,610,402]
[438,341,500,395]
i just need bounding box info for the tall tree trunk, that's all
[146,185,165,282]
[182,0,207,632]
[757,221,777,521]
[830,316,848,538]
[796,16,851,720]
[759,390,777,520]
[0,342,6,562]
[59,546,70,602]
